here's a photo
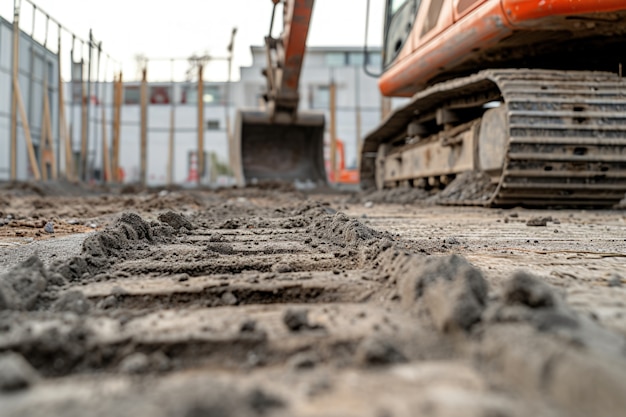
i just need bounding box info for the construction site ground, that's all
[1,182,625,417]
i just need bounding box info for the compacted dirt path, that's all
[1,187,625,416]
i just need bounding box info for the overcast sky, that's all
[2,0,385,81]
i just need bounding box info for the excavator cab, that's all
[232,0,326,187]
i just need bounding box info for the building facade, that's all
[0,16,60,181]
[2,41,386,185]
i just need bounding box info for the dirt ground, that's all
[1,182,625,417]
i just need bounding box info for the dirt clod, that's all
[52,290,92,314]
[526,217,551,227]
[356,338,407,366]
[502,271,559,309]
[0,255,47,310]
[398,254,488,332]
[119,352,151,374]
[158,211,194,230]
[0,352,39,391]
[283,308,323,332]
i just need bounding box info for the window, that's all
[326,52,346,67]
[421,0,444,36]
[124,86,140,105]
[348,53,365,66]
[384,0,420,67]
[150,86,172,104]
[181,84,223,104]
[312,85,330,109]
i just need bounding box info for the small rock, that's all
[356,338,407,366]
[283,308,323,332]
[151,351,171,372]
[98,295,117,310]
[272,263,293,274]
[158,211,194,230]
[221,291,238,306]
[247,388,285,415]
[43,222,54,233]
[503,271,558,309]
[0,352,39,391]
[608,273,623,287]
[287,351,319,370]
[527,217,549,227]
[52,291,92,314]
[240,319,257,333]
[364,201,374,209]
[119,352,150,374]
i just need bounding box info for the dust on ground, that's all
[0,183,625,417]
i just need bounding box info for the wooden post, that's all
[10,3,20,180]
[381,96,392,120]
[101,91,111,183]
[40,79,57,180]
[197,64,204,186]
[354,66,362,170]
[329,80,337,183]
[80,57,88,181]
[140,67,148,186]
[167,105,175,185]
[112,72,122,183]
[58,31,74,181]
[13,76,41,180]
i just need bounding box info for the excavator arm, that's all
[264,0,314,121]
[232,0,326,186]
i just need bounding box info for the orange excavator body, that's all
[361,0,626,206]
[235,1,626,206]
[380,0,626,97]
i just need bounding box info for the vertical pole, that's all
[167,59,175,186]
[354,66,362,170]
[140,67,148,186]
[27,5,36,158]
[197,64,204,186]
[168,106,175,185]
[70,35,76,175]
[10,0,20,180]
[381,96,391,121]
[40,78,56,179]
[225,28,237,170]
[92,41,102,181]
[40,15,56,180]
[101,92,111,183]
[112,72,122,183]
[329,79,337,183]
[85,30,93,181]
[58,26,74,181]
[79,57,87,180]
[80,44,88,181]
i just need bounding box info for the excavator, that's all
[232,0,626,206]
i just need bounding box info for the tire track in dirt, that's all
[1,200,625,417]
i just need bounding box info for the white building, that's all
[97,45,385,186]
[2,43,386,185]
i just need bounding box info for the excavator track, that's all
[361,69,626,207]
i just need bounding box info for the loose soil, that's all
[0,184,625,417]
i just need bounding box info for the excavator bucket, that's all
[232,110,327,186]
